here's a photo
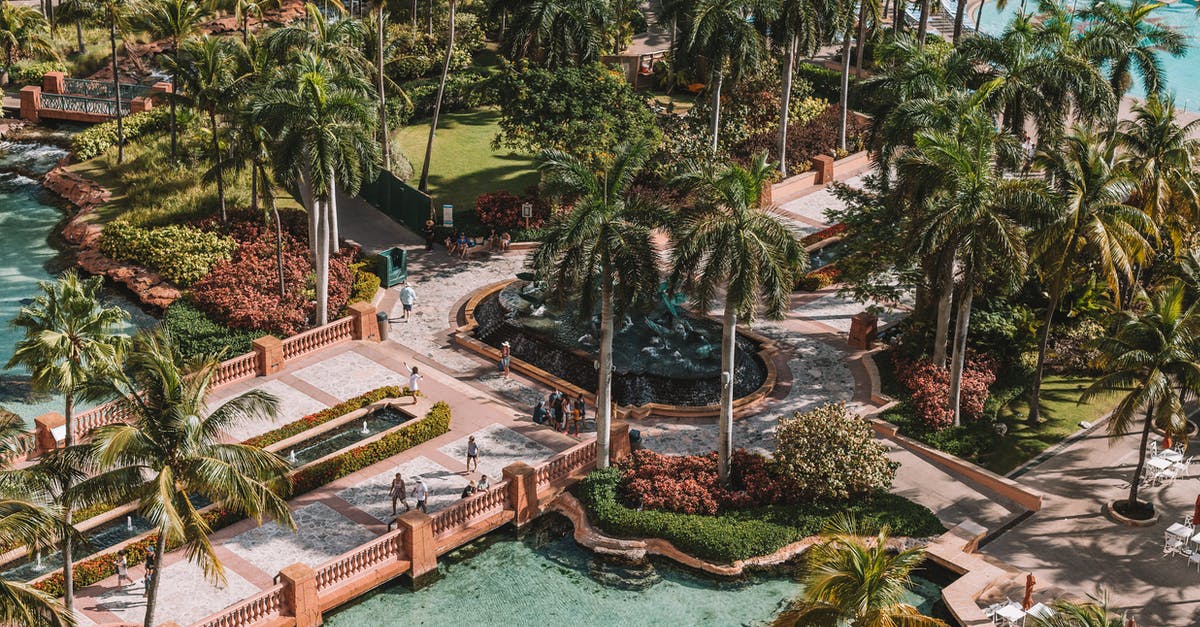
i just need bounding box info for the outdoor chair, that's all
[1188,550,1200,572]
[1149,441,1160,457]
[1158,466,1179,485]
[1185,514,1194,527]
[1165,534,1184,557]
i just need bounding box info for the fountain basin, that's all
[264,400,420,468]
[0,513,154,582]
[452,281,779,420]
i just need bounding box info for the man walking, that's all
[398,282,417,321]
[411,477,429,513]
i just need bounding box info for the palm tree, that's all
[217,0,279,43]
[898,106,1045,426]
[532,141,662,469]
[670,152,805,481]
[55,0,95,54]
[137,0,208,162]
[775,0,840,176]
[490,0,609,67]
[74,330,295,627]
[98,0,134,164]
[6,271,127,613]
[265,1,368,76]
[1026,128,1150,425]
[253,53,378,326]
[168,36,243,224]
[1030,591,1124,626]
[1082,281,1200,517]
[418,0,455,193]
[366,7,392,171]
[1116,94,1200,251]
[1082,0,1185,98]
[776,514,948,627]
[680,0,771,155]
[0,1,56,86]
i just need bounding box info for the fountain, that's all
[282,405,412,468]
[289,449,297,464]
[455,280,777,417]
[361,420,369,435]
[126,516,132,531]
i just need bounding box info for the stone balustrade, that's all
[192,586,285,627]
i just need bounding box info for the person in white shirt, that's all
[411,478,428,513]
[403,361,423,396]
[398,282,417,321]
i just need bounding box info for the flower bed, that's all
[796,264,841,291]
[244,386,414,449]
[31,401,451,597]
[800,223,847,247]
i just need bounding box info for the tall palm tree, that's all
[418,0,455,193]
[680,0,771,155]
[98,0,134,163]
[55,0,95,55]
[6,271,127,613]
[253,53,378,326]
[1116,94,1200,251]
[74,330,295,627]
[0,1,56,85]
[670,152,805,482]
[775,0,840,176]
[898,106,1045,426]
[490,0,609,67]
[532,141,662,469]
[1082,0,1185,98]
[137,0,208,162]
[1082,281,1200,516]
[265,1,368,76]
[1026,128,1150,425]
[168,36,243,224]
[776,515,949,627]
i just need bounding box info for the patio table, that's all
[1148,457,1173,472]
[1160,449,1184,463]
[1168,523,1194,541]
[995,603,1026,626]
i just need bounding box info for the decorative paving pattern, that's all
[438,424,556,480]
[220,379,328,442]
[475,373,557,417]
[337,456,469,521]
[88,557,259,626]
[777,174,867,227]
[794,291,912,334]
[224,502,376,577]
[291,352,409,400]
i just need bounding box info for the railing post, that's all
[252,335,284,376]
[33,412,64,455]
[503,462,539,526]
[19,86,40,123]
[41,71,65,94]
[395,510,437,587]
[348,301,380,342]
[609,422,631,465]
[812,154,835,184]
[129,96,152,114]
[278,563,322,627]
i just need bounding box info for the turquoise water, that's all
[0,139,153,428]
[974,0,1199,105]
[326,520,951,627]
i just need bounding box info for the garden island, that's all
[0,0,1195,624]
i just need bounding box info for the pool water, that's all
[0,140,153,428]
[326,517,952,626]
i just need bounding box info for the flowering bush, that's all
[245,386,414,448]
[800,223,848,246]
[773,402,896,500]
[619,449,803,515]
[796,265,840,291]
[474,188,549,231]
[893,354,997,430]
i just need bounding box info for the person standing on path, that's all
[499,341,511,378]
[424,220,436,251]
[411,478,429,513]
[115,549,132,587]
[403,362,423,397]
[398,282,417,321]
[466,435,479,473]
[390,473,410,516]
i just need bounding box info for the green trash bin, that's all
[376,247,408,287]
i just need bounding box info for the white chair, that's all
[1185,513,1194,527]
[1188,551,1200,573]
[1180,457,1193,478]
[1175,442,1187,454]
[1150,441,1160,457]
[1165,535,1184,556]
[1159,466,1180,485]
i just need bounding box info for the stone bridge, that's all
[19,71,170,124]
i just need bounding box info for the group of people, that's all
[442,229,512,259]
[388,435,489,517]
[114,545,157,596]
[533,390,587,436]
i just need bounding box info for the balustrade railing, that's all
[281,316,354,361]
[72,401,134,442]
[314,529,405,591]
[62,77,154,100]
[430,481,510,538]
[213,352,258,388]
[41,93,131,117]
[193,585,284,627]
[534,441,597,489]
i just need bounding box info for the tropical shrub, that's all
[163,299,262,361]
[71,109,170,160]
[244,386,414,448]
[10,60,66,85]
[797,264,840,291]
[893,354,998,430]
[474,187,549,230]
[399,68,495,124]
[800,223,847,246]
[99,220,237,286]
[773,402,897,500]
[346,262,381,307]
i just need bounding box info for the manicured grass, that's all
[990,374,1122,474]
[394,108,539,233]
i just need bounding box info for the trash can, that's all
[377,311,390,342]
[376,247,408,287]
[629,429,642,450]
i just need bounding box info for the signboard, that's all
[521,202,533,218]
[442,204,454,227]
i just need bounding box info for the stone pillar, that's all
[812,154,835,185]
[503,462,540,526]
[278,563,322,627]
[848,312,877,350]
[609,422,631,465]
[41,71,65,94]
[129,96,153,114]
[151,81,173,96]
[396,510,437,582]
[758,179,772,208]
[19,86,40,123]
[348,301,380,342]
[33,412,65,454]
[252,335,285,376]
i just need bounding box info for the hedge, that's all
[10,60,67,86]
[796,265,841,291]
[33,401,451,597]
[71,109,170,161]
[163,299,262,362]
[99,221,237,287]
[244,386,415,449]
[576,467,943,563]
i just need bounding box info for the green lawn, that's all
[990,374,1122,474]
[394,108,539,233]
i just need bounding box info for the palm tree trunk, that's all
[419,0,455,193]
[110,17,125,164]
[932,251,954,367]
[596,270,615,468]
[328,174,339,254]
[777,35,796,177]
[854,0,868,78]
[61,390,74,612]
[974,0,985,33]
[169,64,178,162]
[709,69,723,156]
[1129,405,1155,507]
[142,532,168,627]
[894,0,904,33]
[315,196,330,326]
[300,177,317,269]
[718,300,737,483]
[251,163,259,213]
[1028,290,1061,425]
[75,20,84,55]
[377,7,391,172]
[272,201,285,299]
[953,0,967,42]
[916,0,930,46]
[242,11,249,45]
[948,274,974,427]
[209,109,226,224]
[838,32,851,152]
[411,0,417,28]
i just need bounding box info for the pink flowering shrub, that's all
[619,449,786,515]
[893,353,997,430]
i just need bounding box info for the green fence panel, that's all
[359,171,432,233]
